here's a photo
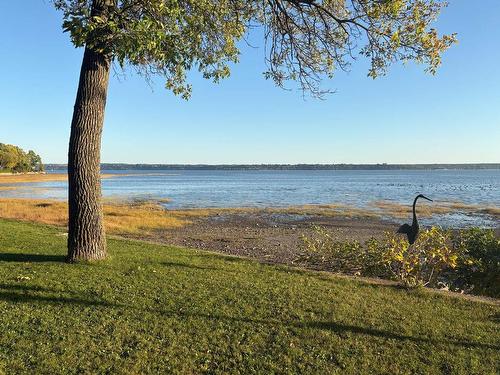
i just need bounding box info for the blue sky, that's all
[1,1,499,164]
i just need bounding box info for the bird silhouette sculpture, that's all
[397,194,433,245]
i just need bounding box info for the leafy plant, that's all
[452,228,500,298]
[298,226,499,296]
[298,226,373,275]
[379,228,458,288]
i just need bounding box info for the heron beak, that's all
[421,195,433,202]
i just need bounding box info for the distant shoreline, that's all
[0,173,118,185]
[0,171,47,176]
[44,163,500,171]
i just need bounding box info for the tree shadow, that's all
[300,320,499,350]
[0,253,66,263]
[0,283,63,293]
[0,283,114,307]
[0,283,497,352]
[0,290,114,307]
[162,311,500,351]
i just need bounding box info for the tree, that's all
[0,144,18,170]
[0,144,44,173]
[53,0,456,262]
[27,150,44,172]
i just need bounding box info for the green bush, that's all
[298,226,499,297]
[377,228,459,288]
[452,228,500,298]
[297,226,387,276]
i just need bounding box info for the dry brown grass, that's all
[168,203,378,219]
[0,196,497,237]
[0,173,118,185]
[0,198,188,235]
[370,200,500,219]
[0,198,378,235]
[479,206,500,216]
[0,174,69,184]
[269,204,378,218]
[446,202,500,217]
[0,199,68,226]
[371,200,435,218]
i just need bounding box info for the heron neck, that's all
[412,196,419,226]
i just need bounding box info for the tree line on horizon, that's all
[0,143,44,173]
[44,163,500,171]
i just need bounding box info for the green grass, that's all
[0,220,498,374]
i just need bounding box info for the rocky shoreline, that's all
[125,211,398,269]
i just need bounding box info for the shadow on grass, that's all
[174,312,500,351]
[301,320,498,350]
[0,291,113,307]
[0,283,64,293]
[0,283,497,352]
[0,284,113,307]
[0,253,66,263]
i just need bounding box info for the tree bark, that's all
[67,1,113,262]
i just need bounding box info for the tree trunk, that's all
[67,2,112,262]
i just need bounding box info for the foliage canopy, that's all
[54,0,456,98]
[0,143,44,173]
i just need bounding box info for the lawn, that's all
[0,219,498,374]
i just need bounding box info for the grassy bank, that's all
[0,199,189,234]
[0,220,498,374]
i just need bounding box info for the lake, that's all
[2,169,499,228]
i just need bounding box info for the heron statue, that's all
[397,194,433,245]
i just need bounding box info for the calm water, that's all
[2,169,499,228]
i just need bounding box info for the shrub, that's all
[378,228,458,288]
[297,226,368,274]
[452,228,500,298]
[298,226,499,296]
